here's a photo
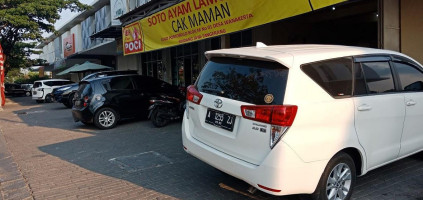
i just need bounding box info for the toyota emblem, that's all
[214,99,223,108]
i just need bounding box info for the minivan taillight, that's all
[186,85,203,104]
[241,105,298,148]
[241,105,297,126]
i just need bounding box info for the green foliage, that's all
[14,73,48,84]
[5,67,48,84]
[0,0,90,74]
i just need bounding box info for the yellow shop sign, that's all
[123,0,346,55]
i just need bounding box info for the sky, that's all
[54,0,96,30]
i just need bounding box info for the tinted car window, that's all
[394,62,423,91]
[302,57,353,97]
[109,77,134,90]
[33,82,42,88]
[44,81,54,86]
[354,63,368,95]
[62,81,73,85]
[361,62,395,94]
[196,57,288,105]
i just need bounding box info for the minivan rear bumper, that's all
[182,114,328,196]
[32,90,44,100]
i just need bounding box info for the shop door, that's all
[172,43,199,87]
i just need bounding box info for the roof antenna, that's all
[256,42,267,48]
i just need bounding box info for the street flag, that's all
[0,43,5,107]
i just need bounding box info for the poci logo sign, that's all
[214,99,223,109]
[65,42,72,52]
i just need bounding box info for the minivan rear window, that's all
[77,82,92,97]
[196,57,289,105]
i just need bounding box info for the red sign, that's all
[123,21,144,55]
[0,43,5,107]
[63,34,75,57]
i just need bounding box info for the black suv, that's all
[53,70,138,108]
[72,74,181,129]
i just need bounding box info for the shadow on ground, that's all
[38,121,300,200]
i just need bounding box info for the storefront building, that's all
[38,0,119,82]
[37,0,422,85]
[115,0,423,87]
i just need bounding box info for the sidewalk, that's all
[0,129,33,200]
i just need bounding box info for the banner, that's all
[123,0,345,55]
[63,34,75,57]
[0,43,4,107]
[123,21,144,55]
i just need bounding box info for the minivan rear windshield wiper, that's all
[200,88,225,96]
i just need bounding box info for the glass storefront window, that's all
[141,50,164,80]
[230,29,252,48]
[171,43,199,87]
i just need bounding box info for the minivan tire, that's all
[65,93,75,108]
[312,152,356,200]
[94,107,118,129]
[45,94,53,103]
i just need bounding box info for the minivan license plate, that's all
[205,109,235,132]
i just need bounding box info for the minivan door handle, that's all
[406,100,416,106]
[357,104,372,111]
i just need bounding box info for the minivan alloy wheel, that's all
[312,152,356,200]
[326,163,352,200]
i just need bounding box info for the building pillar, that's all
[400,0,423,64]
[220,35,230,49]
[379,0,400,51]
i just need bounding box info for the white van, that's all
[32,79,73,103]
[182,44,423,200]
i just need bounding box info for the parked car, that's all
[72,74,180,129]
[182,44,423,200]
[20,84,33,96]
[32,79,74,103]
[4,83,26,96]
[53,70,139,108]
[80,70,138,81]
[52,83,79,108]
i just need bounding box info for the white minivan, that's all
[182,44,423,200]
[32,79,73,103]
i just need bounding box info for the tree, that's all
[0,0,90,75]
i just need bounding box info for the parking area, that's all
[0,97,422,200]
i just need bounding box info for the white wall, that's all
[117,54,138,71]
[70,24,83,53]
[40,42,55,64]
[46,42,55,64]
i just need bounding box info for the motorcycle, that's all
[148,90,186,127]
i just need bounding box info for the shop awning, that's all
[90,26,122,39]
[56,64,80,76]
[56,62,112,75]
[66,61,112,73]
